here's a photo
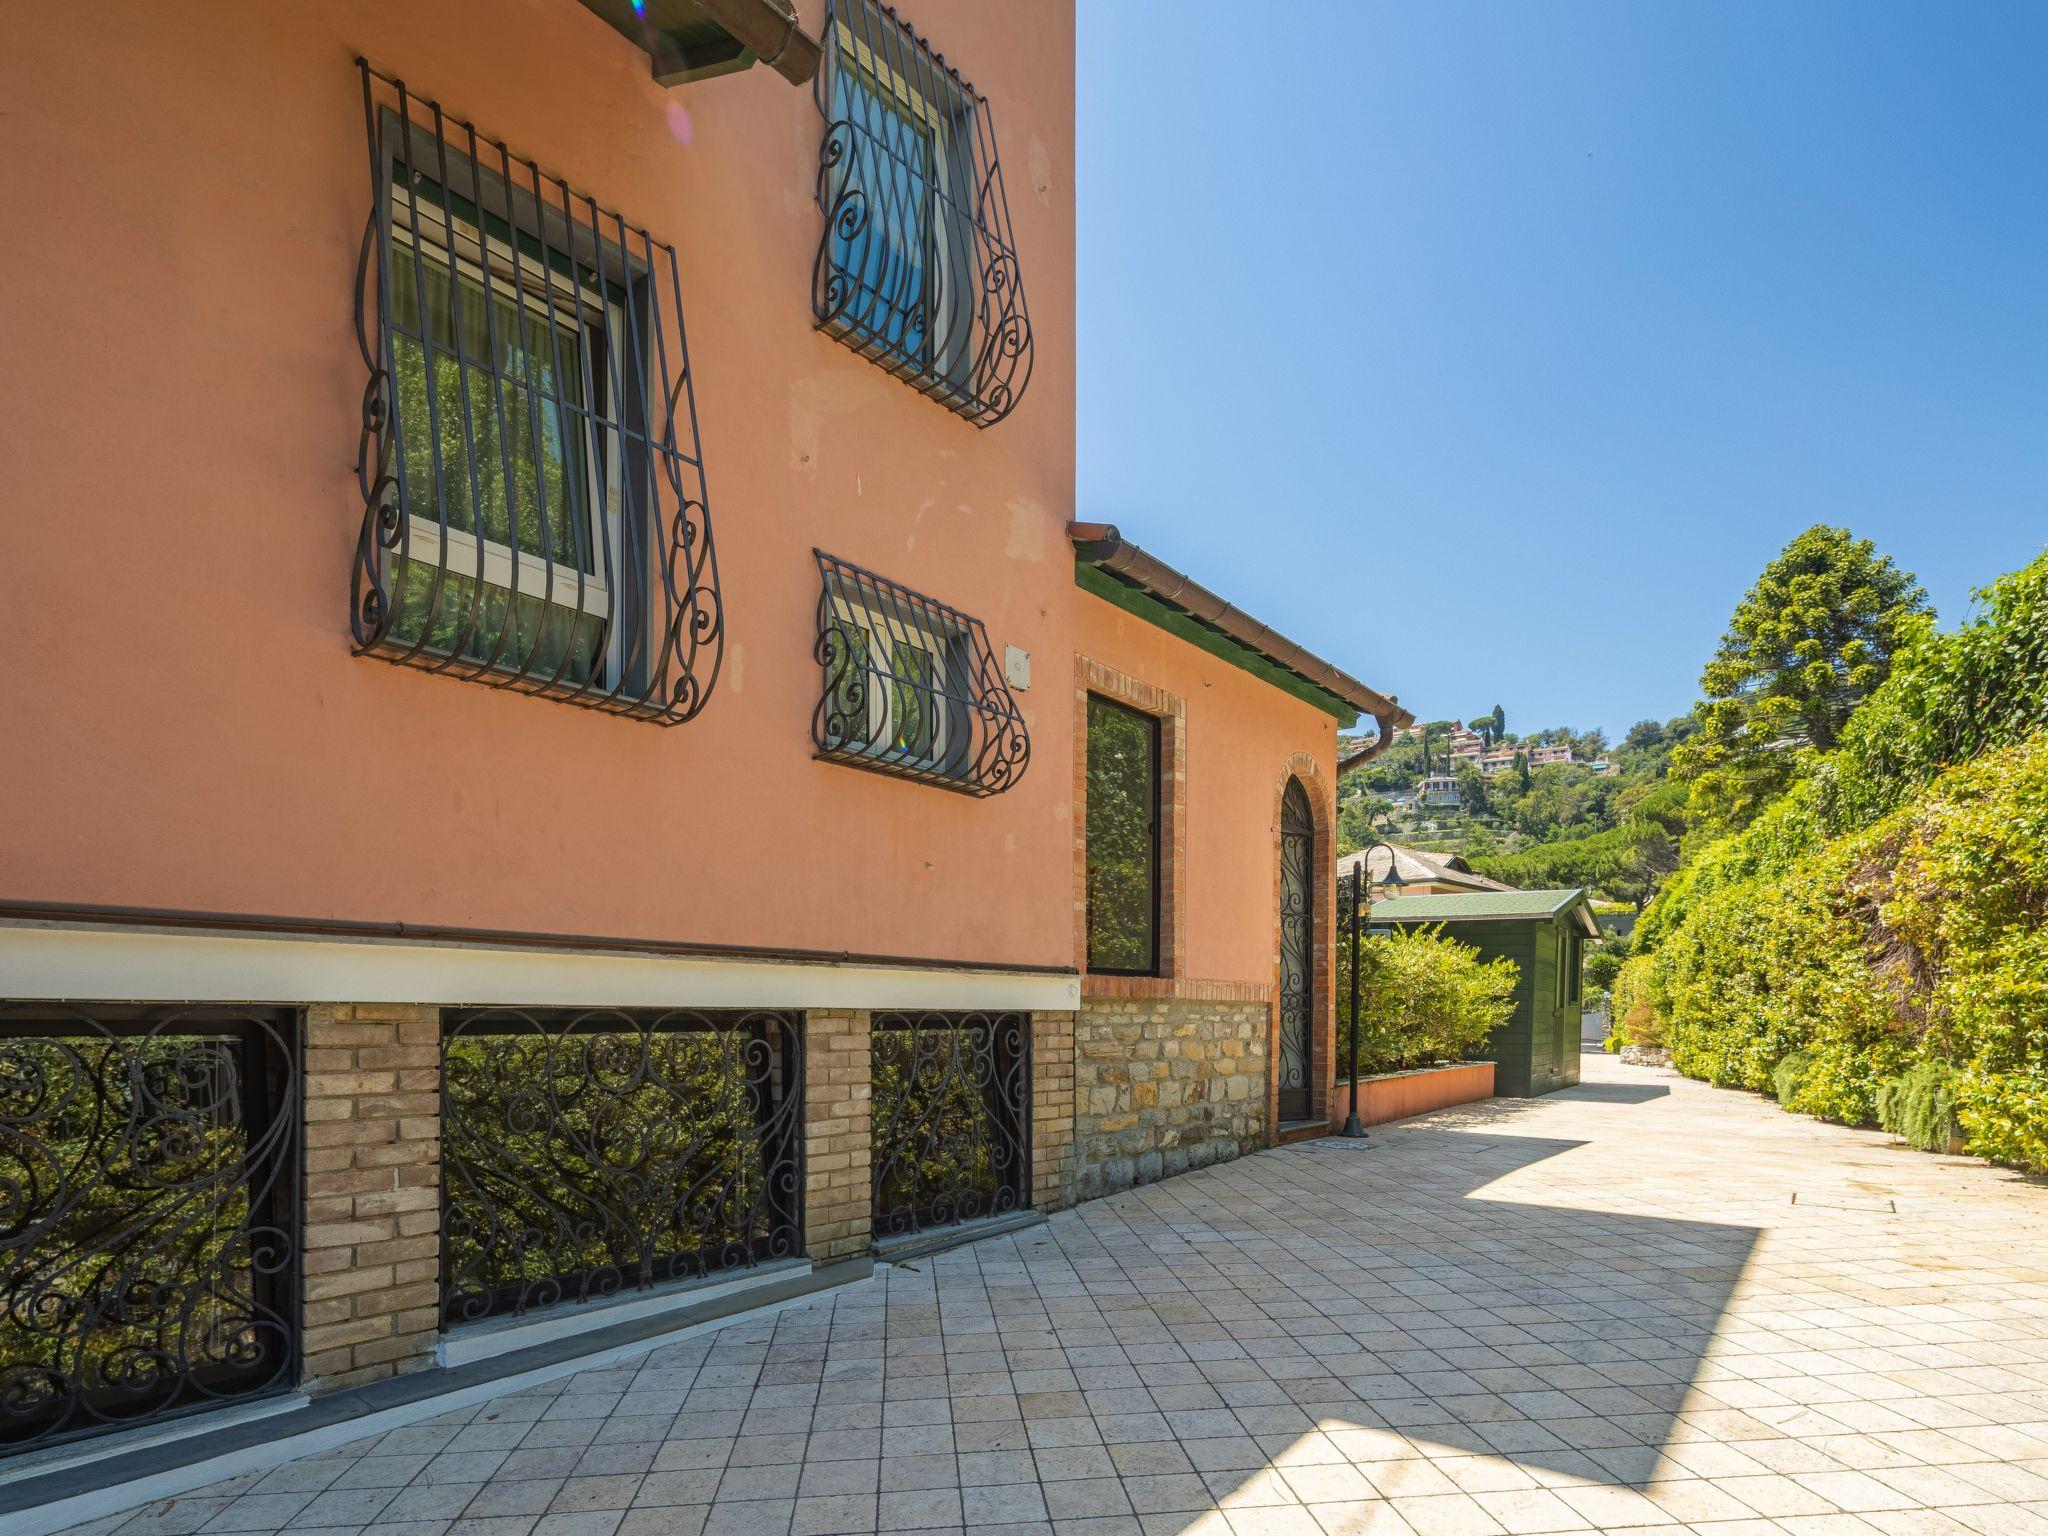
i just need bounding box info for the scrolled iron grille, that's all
[0,1008,299,1455]
[870,1011,1028,1238]
[812,550,1030,796]
[812,0,1033,427]
[439,1009,802,1327]
[352,60,724,725]
[1277,781,1314,1118]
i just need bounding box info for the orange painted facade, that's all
[0,0,1409,1093]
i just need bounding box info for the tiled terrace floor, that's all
[66,1051,2048,1536]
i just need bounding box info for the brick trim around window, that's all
[1073,656,1186,981]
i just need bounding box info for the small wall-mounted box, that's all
[1004,645,1031,690]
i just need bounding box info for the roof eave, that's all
[1069,522,1413,732]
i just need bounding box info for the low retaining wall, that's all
[1327,1060,1495,1129]
[1071,993,1269,1200]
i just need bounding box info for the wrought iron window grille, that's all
[0,1006,300,1456]
[352,61,724,725]
[438,1008,803,1328]
[812,551,1030,796]
[812,0,1034,427]
[870,1010,1029,1239]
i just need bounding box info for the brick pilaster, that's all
[804,1009,871,1263]
[302,1004,441,1391]
[1030,1010,1076,1210]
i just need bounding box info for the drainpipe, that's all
[1337,708,1404,778]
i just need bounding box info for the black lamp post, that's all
[1338,840,1403,1139]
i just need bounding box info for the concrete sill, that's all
[0,1393,309,1493]
[438,1257,812,1369]
[873,1209,1047,1264]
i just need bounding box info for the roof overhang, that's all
[1069,522,1413,731]
[573,0,822,86]
[1372,890,1602,938]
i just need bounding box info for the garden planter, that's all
[1327,1060,1495,1130]
[1619,1045,1672,1067]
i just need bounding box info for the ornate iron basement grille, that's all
[870,1010,1029,1239]
[812,0,1034,426]
[439,1009,803,1327]
[812,551,1030,796]
[0,1007,300,1455]
[352,61,724,724]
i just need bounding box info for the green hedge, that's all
[1336,925,1519,1077]
[1614,553,2048,1173]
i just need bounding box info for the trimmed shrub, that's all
[1875,1061,1962,1154]
[1337,925,1520,1077]
[1773,1049,1811,1110]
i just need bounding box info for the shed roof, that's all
[1335,844,1514,894]
[1371,888,1600,937]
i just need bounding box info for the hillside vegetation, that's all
[1613,547,2048,1172]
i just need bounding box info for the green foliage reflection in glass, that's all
[1086,695,1158,973]
[441,1025,772,1319]
[890,642,936,758]
[386,232,605,682]
[869,1014,1024,1235]
[0,1031,282,1442]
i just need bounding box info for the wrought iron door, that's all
[439,1009,803,1327]
[0,1006,300,1455]
[870,1011,1028,1238]
[1277,780,1315,1122]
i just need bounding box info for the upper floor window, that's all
[812,0,1034,428]
[1085,695,1161,975]
[812,552,1029,796]
[352,62,723,725]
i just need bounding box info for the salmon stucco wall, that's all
[0,1,1081,969]
[1072,591,1340,988]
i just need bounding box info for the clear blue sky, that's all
[1076,0,2048,742]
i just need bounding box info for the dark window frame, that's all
[1084,692,1164,978]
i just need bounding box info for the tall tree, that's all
[1674,525,1928,832]
[1491,704,1506,743]
[1696,525,1928,752]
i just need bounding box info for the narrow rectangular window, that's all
[1086,695,1161,975]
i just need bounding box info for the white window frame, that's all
[824,580,963,772]
[386,182,631,684]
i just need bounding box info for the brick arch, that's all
[1268,752,1336,1142]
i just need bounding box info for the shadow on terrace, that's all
[915,1083,1762,1524]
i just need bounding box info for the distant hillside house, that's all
[1478,742,1577,776]
[1337,844,1515,897]
[1416,774,1462,805]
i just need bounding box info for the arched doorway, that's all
[1277,777,1316,1122]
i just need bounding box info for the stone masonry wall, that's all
[1072,992,1269,1200]
[302,1004,442,1392]
[804,1009,872,1264]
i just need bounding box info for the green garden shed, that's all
[1370,888,1600,1097]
